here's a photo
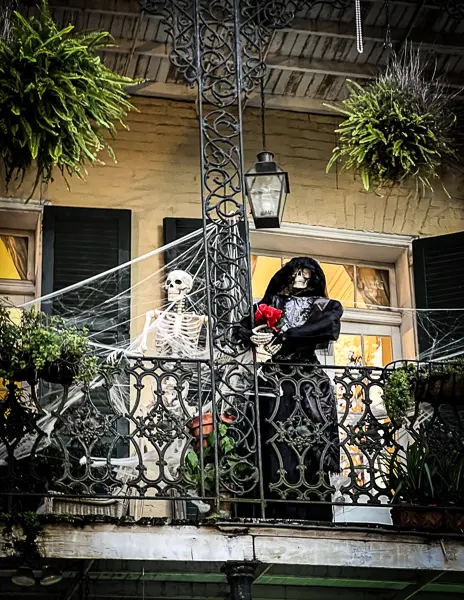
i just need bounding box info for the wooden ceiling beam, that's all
[131,82,343,115]
[284,18,464,54]
[266,54,380,79]
[266,54,464,88]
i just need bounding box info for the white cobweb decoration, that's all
[1,221,463,516]
[1,221,252,513]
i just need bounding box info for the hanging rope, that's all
[354,0,364,54]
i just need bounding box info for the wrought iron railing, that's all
[1,358,463,527]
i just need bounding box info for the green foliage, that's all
[0,1,141,196]
[383,364,416,424]
[326,49,458,195]
[383,360,464,423]
[0,305,98,384]
[184,421,256,495]
[385,440,464,506]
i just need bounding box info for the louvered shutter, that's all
[42,206,131,456]
[412,232,464,358]
[163,217,204,265]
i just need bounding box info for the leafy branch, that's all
[326,48,460,196]
[0,0,141,197]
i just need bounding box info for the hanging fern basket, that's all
[326,50,459,196]
[0,0,141,198]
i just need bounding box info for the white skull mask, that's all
[165,270,193,302]
[292,267,311,290]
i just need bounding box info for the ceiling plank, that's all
[266,54,380,79]
[266,54,464,88]
[131,82,343,115]
[284,18,464,55]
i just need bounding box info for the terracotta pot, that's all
[186,413,236,449]
[391,506,445,531]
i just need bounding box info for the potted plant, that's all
[383,360,464,424]
[0,306,98,388]
[385,440,464,532]
[326,48,459,196]
[0,306,36,385]
[187,413,236,450]
[0,0,140,198]
[184,421,256,517]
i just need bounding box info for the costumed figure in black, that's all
[239,257,343,521]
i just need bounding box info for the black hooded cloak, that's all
[240,257,343,521]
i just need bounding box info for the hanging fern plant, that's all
[0,0,141,197]
[326,49,459,196]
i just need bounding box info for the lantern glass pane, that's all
[248,174,282,218]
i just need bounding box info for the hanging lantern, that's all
[245,151,289,229]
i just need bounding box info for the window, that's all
[252,255,391,310]
[0,229,36,305]
[251,252,399,368]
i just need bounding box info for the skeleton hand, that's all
[265,341,282,356]
[251,326,282,355]
[107,348,124,365]
[250,331,274,347]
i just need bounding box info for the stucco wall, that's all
[4,95,464,254]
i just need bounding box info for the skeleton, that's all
[139,269,208,359]
[251,266,311,355]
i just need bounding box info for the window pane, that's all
[251,255,282,299]
[364,335,392,367]
[334,334,393,368]
[321,263,355,307]
[334,334,363,366]
[0,235,28,280]
[356,267,390,308]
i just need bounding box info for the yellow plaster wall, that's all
[3,95,464,251]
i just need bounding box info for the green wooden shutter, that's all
[412,232,464,358]
[42,206,131,456]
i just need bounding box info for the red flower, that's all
[254,304,283,331]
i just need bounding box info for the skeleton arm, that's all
[139,309,162,354]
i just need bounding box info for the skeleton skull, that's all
[292,267,311,290]
[165,270,193,302]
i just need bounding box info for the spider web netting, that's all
[1,222,463,515]
[1,222,252,510]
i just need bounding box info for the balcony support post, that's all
[222,561,257,600]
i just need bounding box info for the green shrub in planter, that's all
[0,0,140,196]
[0,305,98,385]
[383,360,464,424]
[384,439,464,531]
[326,49,458,195]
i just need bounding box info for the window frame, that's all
[250,249,398,312]
[0,228,36,298]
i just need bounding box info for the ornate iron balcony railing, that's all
[1,358,463,530]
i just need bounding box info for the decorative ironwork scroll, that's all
[137,0,312,514]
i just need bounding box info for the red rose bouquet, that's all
[254,304,283,332]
